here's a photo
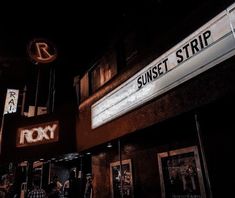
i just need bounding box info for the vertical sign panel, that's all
[4,89,19,115]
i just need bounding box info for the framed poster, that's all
[110,159,134,198]
[157,146,206,198]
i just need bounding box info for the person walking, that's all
[27,178,47,198]
[84,174,93,198]
[63,170,80,198]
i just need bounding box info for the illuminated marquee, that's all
[91,3,235,129]
[16,121,59,147]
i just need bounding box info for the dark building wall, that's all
[196,97,235,197]
[89,93,235,198]
[90,112,200,198]
[76,57,235,197]
[75,1,235,197]
[76,0,235,152]
[76,56,235,152]
[76,36,235,197]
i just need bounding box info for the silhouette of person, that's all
[63,170,79,198]
[84,173,93,198]
[27,177,46,198]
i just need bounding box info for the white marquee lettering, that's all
[91,3,235,129]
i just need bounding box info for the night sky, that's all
[0,0,234,114]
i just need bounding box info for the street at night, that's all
[0,0,235,197]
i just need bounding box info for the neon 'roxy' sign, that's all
[16,121,59,147]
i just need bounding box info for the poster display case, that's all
[157,146,206,198]
[110,159,134,198]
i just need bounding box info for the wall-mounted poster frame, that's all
[110,159,134,198]
[157,146,206,198]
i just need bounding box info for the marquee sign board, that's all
[91,3,235,129]
[16,121,59,147]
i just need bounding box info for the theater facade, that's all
[75,2,235,197]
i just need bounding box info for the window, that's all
[79,49,117,102]
[80,73,89,102]
[90,50,117,93]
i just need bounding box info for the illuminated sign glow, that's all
[16,121,59,147]
[91,3,235,129]
[4,89,19,115]
[28,39,57,64]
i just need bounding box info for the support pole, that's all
[118,139,123,198]
[34,66,41,116]
[0,115,5,155]
[21,85,27,116]
[51,66,56,113]
[194,113,213,198]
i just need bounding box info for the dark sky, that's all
[0,0,233,65]
[0,0,234,111]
